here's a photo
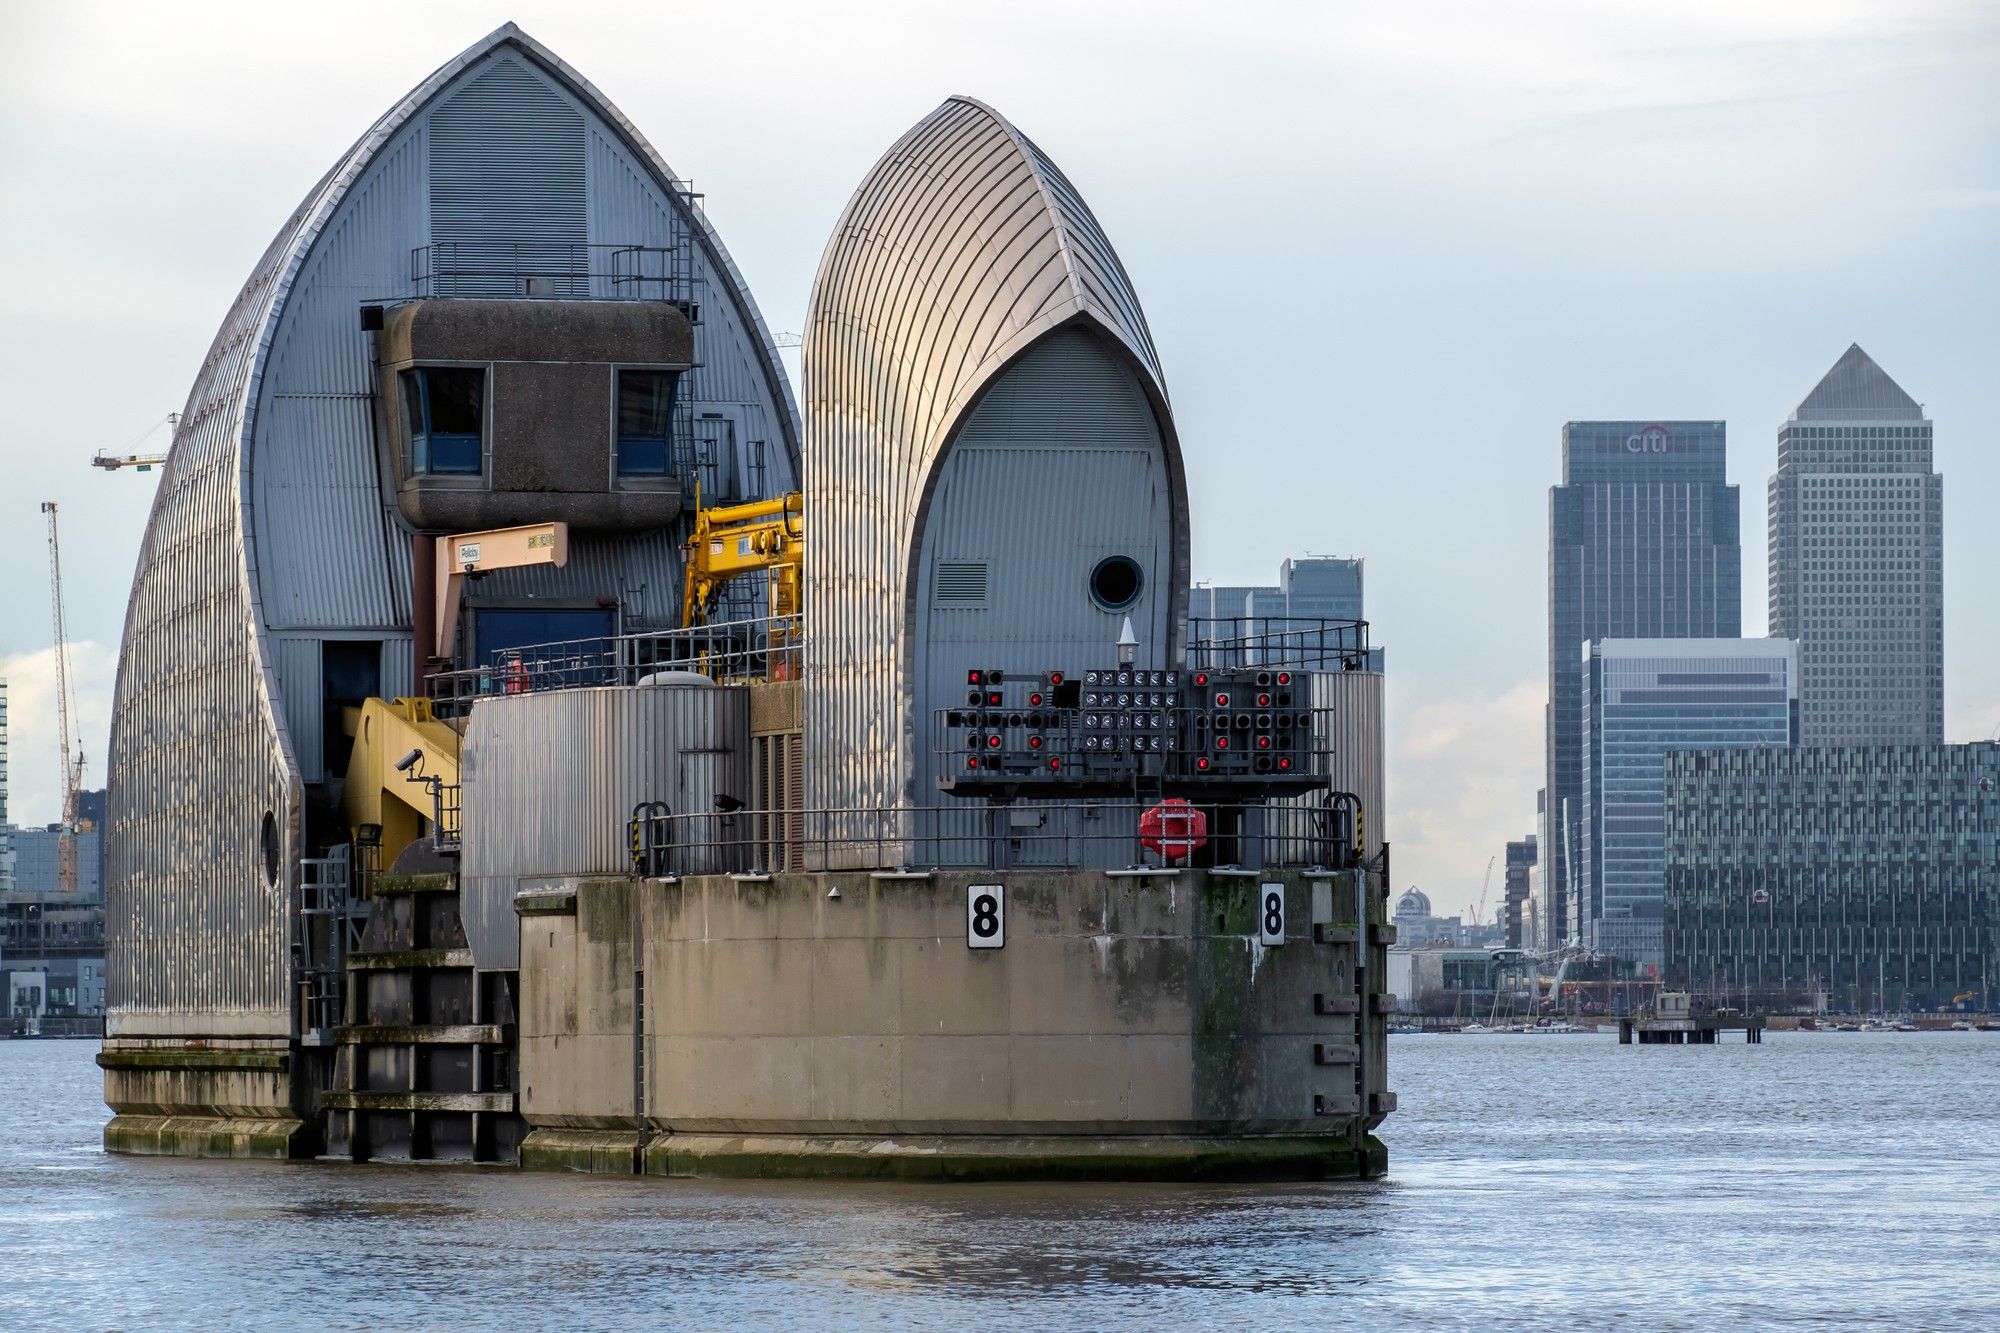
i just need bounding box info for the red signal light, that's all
[1029,692,1045,706]
[1277,756,1293,771]
[1256,693,1271,707]
[1196,756,1211,771]
[1215,692,1230,707]
[1277,672,1291,686]
[1028,735,1044,750]
[987,691,1003,706]
[1194,672,1209,687]
[968,670,984,685]
[966,756,979,770]
[1049,671,1065,685]
[1215,736,1230,750]
[987,734,1001,748]
[1049,757,1063,771]
[1257,735,1272,750]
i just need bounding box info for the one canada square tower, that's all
[1768,345,1942,743]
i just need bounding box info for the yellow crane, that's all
[92,412,177,472]
[40,503,87,893]
[681,491,804,630]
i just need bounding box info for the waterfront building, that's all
[1578,639,1797,969]
[1393,886,1463,947]
[98,26,1395,1176]
[1503,836,1536,950]
[1768,345,1941,744]
[1544,421,1740,954]
[1663,743,1998,1011]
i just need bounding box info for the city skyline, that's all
[2,2,1996,928]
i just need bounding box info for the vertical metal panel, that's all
[458,684,749,968]
[912,330,1173,799]
[1272,671,1386,862]
[269,636,325,780]
[804,97,1189,823]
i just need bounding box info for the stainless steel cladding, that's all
[1271,670,1387,861]
[106,23,797,1040]
[457,683,750,968]
[804,97,1190,829]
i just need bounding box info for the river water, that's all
[2,1032,1996,1329]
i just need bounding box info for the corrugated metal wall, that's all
[106,197,307,1036]
[458,685,749,968]
[913,330,1174,798]
[804,97,1189,818]
[108,25,799,1039]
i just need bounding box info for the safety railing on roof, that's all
[404,241,702,307]
[622,796,1371,878]
[426,615,800,712]
[1187,617,1372,671]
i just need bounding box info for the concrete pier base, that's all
[516,868,1395,1182]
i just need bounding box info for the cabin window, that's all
[617,369,680,476]
[400,367,485,475]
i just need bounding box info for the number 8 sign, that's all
[967,884,1006,949]
[1258,882,1285,947]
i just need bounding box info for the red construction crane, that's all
[41,502,85,894]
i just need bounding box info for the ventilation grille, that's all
[934,561,990,607]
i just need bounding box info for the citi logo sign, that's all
[1626,425,1671,453]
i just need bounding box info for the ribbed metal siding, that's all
[458,685,749,968]
[429,56,586,292]
[913,330,1173,799]
[107,200,305,1036]
[804,97,1188,817]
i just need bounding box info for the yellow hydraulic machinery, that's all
[682,491,804,675]
[341,696,464,870]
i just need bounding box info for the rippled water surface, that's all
[3,1033,1997,1328]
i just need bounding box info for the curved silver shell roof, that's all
[106,24,797,1035]
[803,96,1188,813]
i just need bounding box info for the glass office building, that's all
[1664,743,1999,1012]
[1578,638,1796,968]
[1768,345,1942,744]
[1544,422,1740,954]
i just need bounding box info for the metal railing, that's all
[1188,617,1372,671]
[428,615,800,711]
[623,797,1370,877]
[405,241,700,307]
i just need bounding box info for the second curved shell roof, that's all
[806,95,1168,468]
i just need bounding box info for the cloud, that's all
[2,641,114,829]
[1387,676,1544,926]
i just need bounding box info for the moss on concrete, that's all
[645,1132,1387,1182]
[96,1048,288,1073]
[104,1114,306,1159]
[520,1128,646,1174]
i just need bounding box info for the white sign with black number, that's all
[1259,882,1286,947]
[967,884,1006,949]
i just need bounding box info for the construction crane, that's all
[41,503,86,894]
[91,411,177,472]
[1472,854,1496,928]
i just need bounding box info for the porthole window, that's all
[261,812,280,887]
[1090,556,1143,611]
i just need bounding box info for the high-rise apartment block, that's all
[1,669,11,893]
[1543,422,1740,953]
[1768,345,1941,742]
[1578,638,1796,968]
[1503,836,1536,950]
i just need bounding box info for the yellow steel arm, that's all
[681,491,804,628]
[341,697,462,868]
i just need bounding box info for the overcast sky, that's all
[1,0,1994,920]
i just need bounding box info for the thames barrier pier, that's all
[97,23,1394,1178]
